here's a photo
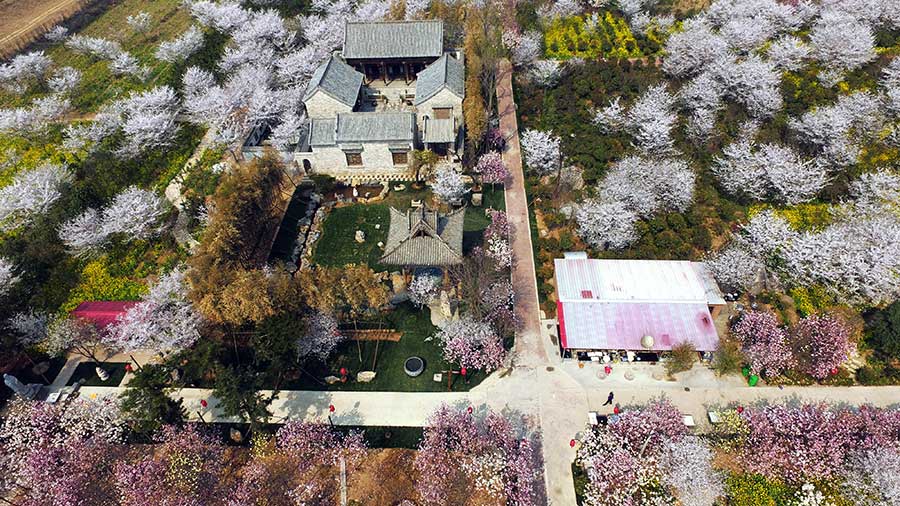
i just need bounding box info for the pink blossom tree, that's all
[791,314,854,380]
[609,397,687,454]
[276,420,366,471]
[484,210,512,270]
[659,436,723,506]
[415,404,540,506]
[432,316,506,372]
[114,424,226,506]
[474,151,510,186]
[408,273,441,307]
[731,310,795,378]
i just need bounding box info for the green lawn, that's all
[285,303,486,392]
[313,204,389,268]
[463,186,505,252]
[66,361,129,387]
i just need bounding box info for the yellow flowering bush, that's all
[544,13,644,60]
[62,259,147,313]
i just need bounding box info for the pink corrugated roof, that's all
[558,301,719,351]
[71,301,136,328]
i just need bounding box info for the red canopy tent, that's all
[70,301,136,328]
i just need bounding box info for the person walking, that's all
[602,391,614,406]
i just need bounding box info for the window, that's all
[433,107,452,120]
[392,151,408,165]
[345,152,362,166]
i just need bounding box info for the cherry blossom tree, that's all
[575,428,642,505]
[520,128,561,175]
[791,313,853,379]
[17,435,118,506]
[0,162,73,231]
[415,404,540,506]
[528,59,563,88]
[0,95,70,134]
[431,163,468,203]
[127,11,152,32]
[156,25,205,63]
[45,25,69,42]
[408,273,440,307]
[115,86,182,157]
[789,90,882,167]
[843,448,900,506]
[106,269,202,355]
[295,311,343,361]
[703,244,764,292]
[474,151,510,185]
[0,51,52,93]
[484,209,512,270]
[0,256,20,297]
[766,35,810,71]
[731,310,795,378]
[44,315,108,364]
[506,30,541,67]
[114,424,226,506]
[480,280,517,337]
[7,310,49,346]
[659,436,723,506]
[432,316,506,372]
[599,155,695,217]
[48,66,81,94]
[576,200,639,250]
[610,398,687,453]
[809,10,876,85]
[58,207,106,256]
[100,186,169,239]
[276,421,366,493]
[662,19,729,78]
[712,140,828,204]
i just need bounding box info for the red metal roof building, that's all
[554,254,725,352]
[70,301,136,328]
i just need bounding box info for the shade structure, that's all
[70,301,136,328]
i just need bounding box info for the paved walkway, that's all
[497,58,549,369]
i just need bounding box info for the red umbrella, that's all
[200,399,208,408]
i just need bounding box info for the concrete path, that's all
[497,58,549,369]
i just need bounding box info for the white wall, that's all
[304,91,353,119]
[295,141,413,178]
[417,88,463,126]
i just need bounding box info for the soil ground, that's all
[0,0,88,57]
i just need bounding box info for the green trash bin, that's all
[742,366,750,377]
[748,375,759,386]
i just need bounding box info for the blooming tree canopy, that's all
[791,313,854,379]
[731,310,795,377]
[520,129,561,175]
[431,163,468,203]
[432,316,506,372]
[0,163,73,231]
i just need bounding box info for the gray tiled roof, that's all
[336,112,415,143]
[380,206,465,266]
[343,20,444,60]
[414,53,465,105]
[303,56,364,107]
[423,118,456,143]
[308,118,336,146]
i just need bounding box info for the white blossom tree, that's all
[44,25,69,43]
[703,244,765,292]
[576,200,639,250]
[506,30,541,67]
[809,10,876,84]
[296,311,343,361]
[0,96,70,135]
[115,86,181,157]
[43,316,107,363]
[621,84,679,153]
[662,19,729,78]
[0,163,73,231]
[789,91,883,167]
[599,155,695,216]
[100,187,168,239]
[7,310,49,347]
[106,269,202,355]
[659,437,724,506]
[737,209,796,259]
[126,12,152,32]
[0,51,52,93]
[408,273,441,307]
[58,208,106,256]
[0,257,20,297]
[405,0,429,19]
[156,25,205,63]
[712,140,828,204]
[766,35,811,71]
[520,129,561,175]
[843,449,900,506]
[48,66,81,94]
[528,60,563,88]
[431,316,505,372]
[718,55,783,118]
[431,163,468,203]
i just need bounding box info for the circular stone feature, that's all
[404,357,425,377]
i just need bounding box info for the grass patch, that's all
[66,361,129,386]
[464,186,505,252]
[285,303,486,392]
[379,184,433,209]
[313,204,389,269]
[572,462,588,506]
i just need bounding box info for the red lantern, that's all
[339,367,348,376]
[736,406,744,414]
[124,364,133,373]
[329,404,336,413]
[569,439,576,448]
[460,367,467,376]
[604,365,612,375]
[613,405,620,415]
[467,406,473,414]
[200,399,208,408]
[831,368,838,375]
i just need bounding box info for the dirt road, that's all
[0,0,87,57]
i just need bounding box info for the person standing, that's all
[602,391,614,406]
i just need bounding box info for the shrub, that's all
[665,341,697,376]
[712,339,745,376]
[725,474,793,506]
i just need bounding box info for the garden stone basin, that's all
[404,357,425,377]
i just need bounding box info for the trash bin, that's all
[748,375,759,386]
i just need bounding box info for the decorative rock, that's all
[324,375,341,384]
[230,428,244,443]
[440,290,453,319]
[377,241,384,248]
[96,367,110,381]
[374,224,381,229]
[3,374,41,400]
[433,373,443,382]
[357,371,376,382]
[355,230,366,243]
[597,371,607,380]
[471,193,483,206]
[390,272,407,294]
